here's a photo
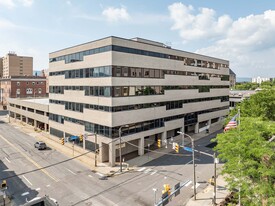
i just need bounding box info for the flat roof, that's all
[23,98,49,105]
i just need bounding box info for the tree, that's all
[215,88,275,205]
[215,118,275,205]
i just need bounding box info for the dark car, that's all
[34,141,47,150]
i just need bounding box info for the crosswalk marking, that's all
[185,180,192,187]
[150,171,157,175]
[144,169,152,174]
[137,167,146,172]
[191,183,200,189]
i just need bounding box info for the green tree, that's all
[215,118,275,205]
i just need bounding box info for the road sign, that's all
[115,143,126,149]
[172,142,176,150]
[174,182,180,196]
[184,147,193,152]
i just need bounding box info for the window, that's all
[114,87,121,97]
[27,82,29,85]
[26,88,33,94]
[17,82,20,86]
[16,89,20,94]
[38,88,42,94]
[123,87,129,96]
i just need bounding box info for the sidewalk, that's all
[185,175,229,206]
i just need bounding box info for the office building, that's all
[229,69,236,88]
[0,57,3,77]
[48,36,230,166]
[252,76,273,84]
[1,52,33,78]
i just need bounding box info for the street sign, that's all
[184,147,193,152]
[174,182,180,196]
[172,142,176,150]
[214,158,219,163]
[115,142,126,149]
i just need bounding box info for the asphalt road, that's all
[0,111,221,206]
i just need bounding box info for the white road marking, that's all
[150,171,157,175]
[5,157,11,163]
[35,188,41,191]
[185,160,193,165]
[66,168,77,175]
[22,175,32,186]
[191,183,200,189]
[185,180,192,187]
[144,169,152,174]
[46,185,50,187]
[96,172,104,177]
[88,175,93,178]
[21,192,29,196]
[137,167,146,172]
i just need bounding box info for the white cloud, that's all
[0,18,17,29]
[66,0,71,6]
[102,6,130,22]
[0,0,15,8]
[169,3,275,77]
[168,2,232,41]
[0,0,33,8]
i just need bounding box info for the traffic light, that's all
[175,143,179,153]
[1,180,7,189]
[157,139,161,148]
[61,137,64,145]
[162,184,171,195]
[79,135,83,142]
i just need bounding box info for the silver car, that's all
[34,141,47,150]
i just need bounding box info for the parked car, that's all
[34,141,47,150]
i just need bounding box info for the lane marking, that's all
[144,169,152,174]
[0,134,59,182]
[66,168,77,175]
[35,188,41,191]
[21,192,29,196]
[5,157,11,163]
[137,167,146,172]
[191,183,200,189]
[96,172,104,177]
[23,175,33,186]
[150,171,157,175]
[185,180,192,187]
[88,175,93,178]
[185,160,193,165]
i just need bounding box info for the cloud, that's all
[102,6,130,22]
[168,2,232,41]
[0,0,33,8]
[0,18,17,29]
[169,3,275,77]
[0,0,15,8]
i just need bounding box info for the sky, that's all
[0,0,275,78]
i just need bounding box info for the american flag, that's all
[224,113,238,132]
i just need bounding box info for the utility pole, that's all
[213,152,217,205]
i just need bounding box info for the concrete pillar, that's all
[44,123,47,131]
[195,123,199,134]
[109,142,116,167]
[20,115,22,121]
[208,120,211,128]
[26,117,28,124]
[138,137,144,156]
[34,120,37,129]
[161,131,167,141]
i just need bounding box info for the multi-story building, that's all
[0,76,47,106]
[49,36,230,166]
[229,69,236,88]
[252,76,273,84]
[0,57,3,77]
[2,52,33,78]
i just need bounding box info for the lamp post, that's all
[177,131,196,200]
[119,125,129,173]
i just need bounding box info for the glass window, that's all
[155,70,160,78]
[104,66,111,77]
[149,69,155,78]
[130,68,136,77]
[104,87,111,97]
[89,68,94,77]
[122,67,128,77]
[115,67,121,77]
[123,87,129,96]
[136,86,143,95]
[114,87,121,97]
[80,69,83,78]
[136,68,142,77]
[94,68,100,77]
[129,87,135,96]
[144,69,150,77]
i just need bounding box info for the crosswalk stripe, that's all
[150,171,157,175]
[185,180,192,187]
[191,183,200,189]
[144,169,152,174]
[137,167,146,172]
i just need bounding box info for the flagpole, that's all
[238,108,241,206]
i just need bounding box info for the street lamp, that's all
[119,125,129,173]
[177,131,196,200]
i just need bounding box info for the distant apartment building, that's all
[0,76,47,106]
[252,76,273,84]
[1,52,33,78]
[0,57,3,77]
[48,36,230,166]
[229,69,236,87]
